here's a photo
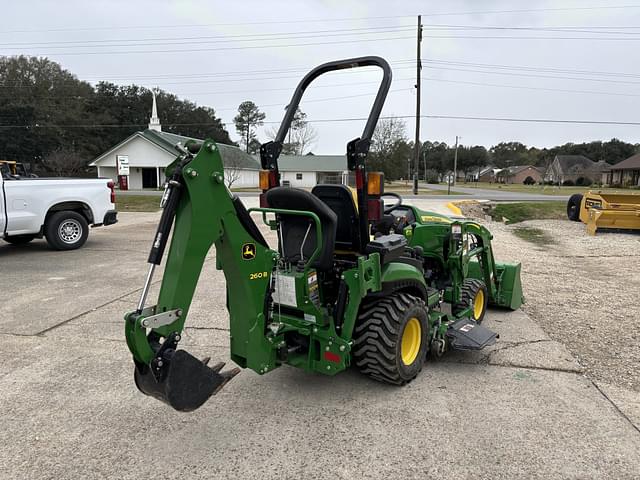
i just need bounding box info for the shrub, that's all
[424,169,440,184]
[575,177,592,187]
[523,176,536,185]
[562,180,575,186]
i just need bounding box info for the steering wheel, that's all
[382,192,402,213]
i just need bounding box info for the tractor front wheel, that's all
[453,279,488,323]
[353,292,429,385]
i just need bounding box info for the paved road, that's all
[117,185,569,202]
[423,183,571,201]
[1,212,638,479]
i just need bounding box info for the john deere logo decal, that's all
[242,243,256,260]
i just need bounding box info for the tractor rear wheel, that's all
[353,292,429,385]
[567,193,583,221]
[453,279,488,323]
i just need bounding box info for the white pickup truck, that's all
[0,173,117,250]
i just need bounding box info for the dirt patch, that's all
[461,205,640,392]
[512,226,555,246]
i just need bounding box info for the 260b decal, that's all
[249,271,268,280]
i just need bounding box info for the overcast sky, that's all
[2,0,640,154]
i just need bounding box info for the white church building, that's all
[90,91,261,189]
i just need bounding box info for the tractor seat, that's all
[266,187,337,271]
[312,184,360,252]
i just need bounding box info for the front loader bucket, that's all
[134,350,240,412]
[494,262,524,310]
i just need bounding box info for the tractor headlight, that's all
[451,224,462,236]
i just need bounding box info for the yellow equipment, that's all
[0,160,32,177]
[567,191,640,235]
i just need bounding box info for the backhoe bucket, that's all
[134,349,240,412]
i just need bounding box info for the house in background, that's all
[465,165,500,183]
[271,154,349,187]
[544,155,609,185]
[496,165,544,184]
[90,92,259,189]
[602,153,640,187]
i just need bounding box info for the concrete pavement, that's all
[1,212,639,479]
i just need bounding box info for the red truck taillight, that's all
[107,181,116,204]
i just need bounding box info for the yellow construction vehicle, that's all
[0,160,35,178]
[567,191,640,235]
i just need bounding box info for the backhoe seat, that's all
[311,184,360,252]
[266,187,337,271]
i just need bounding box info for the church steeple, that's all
[148,87,161,132]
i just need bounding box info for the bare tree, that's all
[291,121,317,155]
[42,148,87,176]
[266,108,317,155]
[223,155,242,188]
[370,117,410,179]
[371,117,408,157]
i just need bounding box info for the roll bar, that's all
[260,56,392,171]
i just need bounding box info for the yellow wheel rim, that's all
[473,289,485,320]
[401,317,421,365]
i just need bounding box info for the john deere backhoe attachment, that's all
[125,142,239,411]
[124,56,523,412]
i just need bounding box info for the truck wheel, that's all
[567,193,583,221]
[4,234,35,245]
[453,279,488,323]
[45,211,89,250]
[353,292,429,385]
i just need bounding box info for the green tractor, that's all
[125,56,524,411]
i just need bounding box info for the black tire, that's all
[452,279,488,324]
[567,193,583,221]
[44,210,89,250]
[353,292,429,385]
[4,234,35,245]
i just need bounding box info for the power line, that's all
[0,27,416,50]
[423,58,640,79]
[0,35,415,56]
[0,59,416,87]
[0,15,415,34]
[421,24,640,35]
[421,34,640,40]
[420,5,640,17]
[422,65,640,85]
[2,114,639,128]
[0,78,416,98]
[423,76,640,97]
[0,25,416,47]
[3,4,640,34]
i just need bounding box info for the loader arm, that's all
[447,221,523,310]
[124,140,277,411]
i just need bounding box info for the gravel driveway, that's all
[461,206,640,393]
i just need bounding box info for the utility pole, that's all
[453,135,459,186]
[423,150,427,182]
[412,15,422,195]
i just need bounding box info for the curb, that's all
[446,202,463,216]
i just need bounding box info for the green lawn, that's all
[116,195,161,212]
[463,182,635,196]
[386,181,466,195]
[489,201,566,224]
